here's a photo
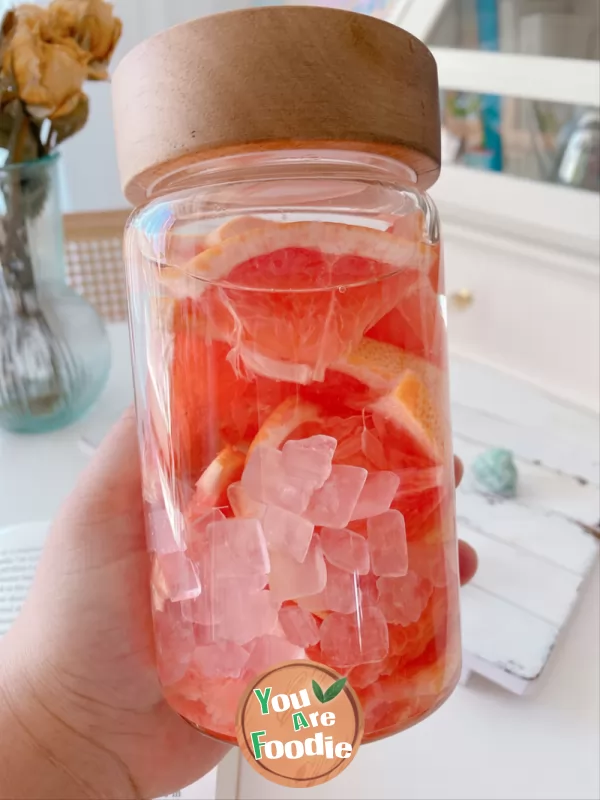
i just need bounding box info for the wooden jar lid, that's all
[112,7,440,204]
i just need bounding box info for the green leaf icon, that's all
[312,679,325,703]
[323,677,347,703]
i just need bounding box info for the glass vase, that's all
[0,154,110,433]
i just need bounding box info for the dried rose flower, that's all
[47,0,123,80]
[1,0,121,131]
[2,16,88,119]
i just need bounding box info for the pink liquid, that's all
[141,223,461,743]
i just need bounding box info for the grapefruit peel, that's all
[186,221,419,286]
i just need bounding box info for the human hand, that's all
[0,409,227,800]
[455,458,478,585]
[0,410,476,799]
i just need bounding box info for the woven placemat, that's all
[63,210,130,323]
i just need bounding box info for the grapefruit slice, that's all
[158,221,440,382]
[205,215,280,247]
[154,219,444,373]
[187,221,418,285]
[372,370,443,463]
[163,297,307,479]
[136,224,208,302]
[168,331,256,479]
[164,232,207,264]
[332,337,449,471]
[231,344,315,386]
[365,271,446,367]
[135,223,207,267]
[148,218,278,298]
[248,397,321,453]
[180,222,423,374]
[383,209,442,293]
[333,336,442,396]
[186,445,247,521]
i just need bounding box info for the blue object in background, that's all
[475,0,503,172]
[249,1,392,14]
[472,448,518,498]
[353,0,391,13]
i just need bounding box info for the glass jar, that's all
[0,155,110,433]
[115,7,460,744]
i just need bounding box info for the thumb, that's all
[47,407,146,566]
[12,408,152,667]
[57,406,143,527]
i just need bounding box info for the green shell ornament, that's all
[472,448,518,498]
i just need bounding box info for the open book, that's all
[0,522,46,638]
[0,521,218,800]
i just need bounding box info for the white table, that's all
[1,323,598,800]
[0,324,134,528]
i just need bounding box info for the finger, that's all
[458,540,478,585]
[64,406,142,524]
[48,407,145,562]
[454,455,464,487]
[18,410,150,653]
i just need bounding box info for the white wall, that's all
[6,1,597,411]
[52,0,246,212]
